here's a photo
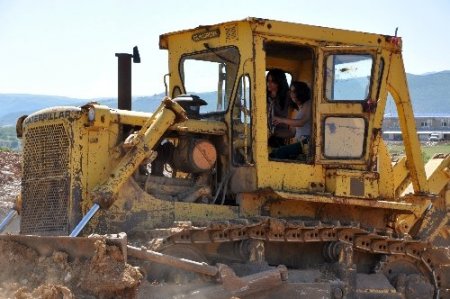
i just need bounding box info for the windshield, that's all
[180,46,240,114]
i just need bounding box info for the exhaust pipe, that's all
[115,46,141,111]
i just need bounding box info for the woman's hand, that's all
[272,116,283,125]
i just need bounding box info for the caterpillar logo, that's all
[24,110,81,125]
[192,29,220,42]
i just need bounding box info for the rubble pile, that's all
[0,151,20,218]
[0,238,143,298]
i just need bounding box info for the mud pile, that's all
[0,238,143,299]
[0,151,20,218]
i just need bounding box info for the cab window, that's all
[325,54,373,101]
[180,46,240,114]
[323,116,366,158]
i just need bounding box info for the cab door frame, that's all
[315,46,384,168]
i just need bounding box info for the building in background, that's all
[383,115,450,141]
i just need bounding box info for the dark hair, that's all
[291,81,311,105]
[266,68,289,108]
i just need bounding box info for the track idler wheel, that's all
[376,255,435,298]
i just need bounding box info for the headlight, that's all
[88,108,96,122]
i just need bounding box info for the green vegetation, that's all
[0,126,20,151]
[387,142,450,164]
[422,143,450,161]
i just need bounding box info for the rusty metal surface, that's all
[128,243,290,298]
[246,282,332,299]
[0,233,127,260]
[218,264,287,297]
[178,264,287,299]
[127,245,219,277]
[158,217,447,296]
[356,273,397,294]
[274,190,417,212]
[169,119,227,135]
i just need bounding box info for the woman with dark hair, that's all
[270,81,312,160]
[266,69,293,147]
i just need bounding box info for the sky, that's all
[0,0,449,99]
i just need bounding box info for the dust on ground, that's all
[0,237,142,299]
[0,151,20,219]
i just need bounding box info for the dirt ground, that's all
[0,238,143,299]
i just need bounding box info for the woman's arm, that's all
[273,101,311,127]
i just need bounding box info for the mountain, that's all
[382,72,450,116]
[0,93,167,126]
[0,94,85,124]
[1,71,450,125]
[0,94,90,126]
[405,71,450,115]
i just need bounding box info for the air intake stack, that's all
[115,46,140,111]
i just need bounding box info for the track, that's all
[147,217,450,298]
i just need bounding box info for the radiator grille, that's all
[21,124,71,235]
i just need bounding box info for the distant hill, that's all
[1,71,450,125]
[384,71,450,116]
[404,71,450,115]
[0,94,85,125]
[0,93,167,126]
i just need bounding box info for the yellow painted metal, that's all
[371,48,391,135]
[327,169,379,199]
[160,19,393,199]
[169,119,227,135]
[90,179,239,233]
[160,18,399,52]
[109,109,227,135]
[91,99,186,208]
[251,35,328,192]
[173,201,239,223]
[274,191,417,213]
[393,157,411,197]
[386,54,429,193]
[237,190,419,232]
[424,154,450,195]
[402,154,450,196]
[377,139,395,199]
[159,17,444,204]
[315,47,379,166]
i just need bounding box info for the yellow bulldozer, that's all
[1,17,450,298]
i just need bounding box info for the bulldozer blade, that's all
[0,232,128,261]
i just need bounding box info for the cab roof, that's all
[159,17,400,50]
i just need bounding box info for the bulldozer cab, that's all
[160,18,426,198]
